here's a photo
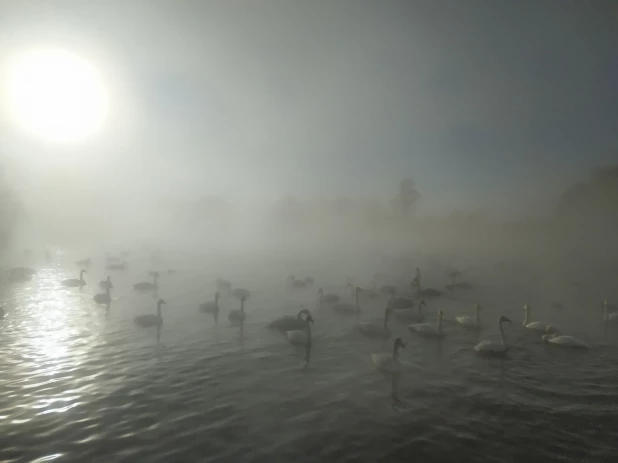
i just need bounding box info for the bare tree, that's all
[393,178,421,216]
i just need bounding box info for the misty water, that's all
[1,246,616,462]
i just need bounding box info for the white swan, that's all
[522,304,556,332]
[604,300,618,323]
[62,269,87,287]
[409,310,444,337]
[357,306,392,339]
[542,328,590,349]
[318,288,341,305]
[285,311,314,346]
[228,296,247,323]
[134,272,159,291]
[372,337,405,374]
[135,299,165,327]
[456,304,482,329]
[93,285,111,304]
[474,316,511,356]
[394,299,427,323]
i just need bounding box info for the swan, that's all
[331,287,361,315]
[357,306,393,339]
[285,311,314,346]
[456,304,482,329]
[414,267,422,283]
[232,288,250,301]
[62,269,87,287]
[542,328,590,349]
[134,272,159,291]
[287,276,306,288]
[603,300,618,323]
[93,285,111,304]
[76,257,92,267]
[318,288,340,304]
[199,292,220,316]
[372,337,406,374]
[268,308,311,331]
[474,316,511,356]
[394,299,427,323]
[228,296,247,323]
[409,310,444,337]
[134,299,165,327]
[106,261,127,271]
[99,276,113,290]
[522,304,556,332]
[411,277,442,298]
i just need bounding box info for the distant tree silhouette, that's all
[393,178,421,216]
[556,165,618,226]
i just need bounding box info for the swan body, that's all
[394,299,427,323]
[319,289,340,304]
[522,304,555,332]
[287,276,306,288]
[268,308,310,331]
[409,310,444,337]
[134,273,159,291]
[228,296,247,322]
[542,331,590,349]
[357,307,392,339]
[135,299,165,327]
[106,262,127,271]
[285,311,314,346]
[372,338,405,374]
[93,284,111,304]
[99,276,113,290]
[62,269,87,287]
[389,296,416,310]
[411,277,442,298]
[456,304,482,329]
[474,316,511,356]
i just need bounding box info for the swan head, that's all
[523,304,530,312]
[241,295,247,303]
[475,303,482,311]
[394,337,406,350]
[305,314,315,324]
[318,288,323,295]
[545,325,560,335]
[499,316,511,323]
[438,310,444,320]
[355,286,362,293]
[419,299,427,308]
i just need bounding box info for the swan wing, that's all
[549,336,590,349]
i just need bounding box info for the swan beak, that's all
[503,317,512,323]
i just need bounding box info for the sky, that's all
[0,0,617,218]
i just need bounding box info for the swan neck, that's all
[241,299,245,314]
[475,308,480,325]
[393,343,399,360]
[499,320,506,346]
[437,315,443,333]
[383,310,389,329]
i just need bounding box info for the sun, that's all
[2,48,109,143]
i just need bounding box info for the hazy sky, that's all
[1,0,617,217]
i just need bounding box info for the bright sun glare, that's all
[3,48,109,143]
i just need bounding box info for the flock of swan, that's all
[5,253,618,380]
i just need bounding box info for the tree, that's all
[393,178,421,216]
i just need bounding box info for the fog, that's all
[1,0,617,286]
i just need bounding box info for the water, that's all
[1,248,617,462]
